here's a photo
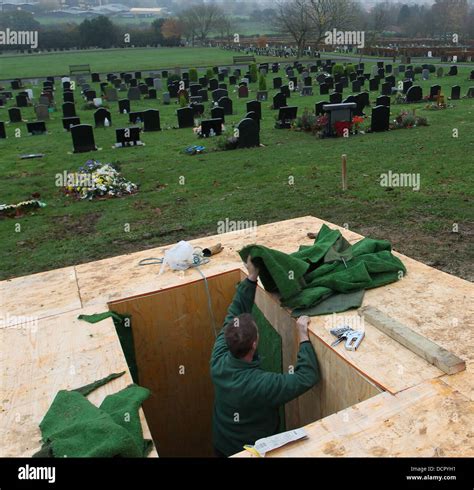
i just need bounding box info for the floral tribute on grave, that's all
[390,111,428,130]
[0,198,46,218]
[63,160,138,200]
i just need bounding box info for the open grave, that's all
[1,217,472,457]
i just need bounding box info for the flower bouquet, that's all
[64,160,138,200]
[0,199,46,218]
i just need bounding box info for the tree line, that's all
[0,0,473,52]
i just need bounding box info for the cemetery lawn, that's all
[0,47,280,80]
[0,57,473,281]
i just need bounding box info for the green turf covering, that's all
[252,304,285,433]
[33,372,153,458]
[240,224,406,314]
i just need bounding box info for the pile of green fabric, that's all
[33,372,153,458]
[239,224,406,316]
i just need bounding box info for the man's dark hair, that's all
[224,313,258,359]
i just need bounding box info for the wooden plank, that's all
[361,306,466,375]
[0,306,157,457]
[110,269,241,457]
[233,378,474,457]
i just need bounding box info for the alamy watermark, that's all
[0,28,38,49]
[380,171,420,191]
[55,171,94,189]
[324,29,365,49]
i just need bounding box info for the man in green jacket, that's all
[210,257,320,457]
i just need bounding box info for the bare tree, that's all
[179,3,225,46]
[307,0,356,43]
[273,0,314,57]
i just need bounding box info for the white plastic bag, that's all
[159,241,194,274]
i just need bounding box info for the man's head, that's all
[224,313,259,360]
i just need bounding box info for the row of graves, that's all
[1,59,473,148]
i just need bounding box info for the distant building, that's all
[1,0,39,13]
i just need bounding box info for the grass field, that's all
[0,47,280,79]
[0,48,473,281]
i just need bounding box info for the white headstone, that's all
[428,51,432,58]
[93,98,102,107]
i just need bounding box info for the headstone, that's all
[116,127,141,147]
[236,118,260,148]
[129,78,138,88]
[211,106,225,122]
[370,105,390,132]
[321,102,356,136]
[301,86,313,96]
[62,102,76,118]
[177,107,194,128]
[405,69,415,80]
[35,104,49,121]
[448,66,458,76]
[190,84,201,97]
[118,99,130,114]
[273,92,287,110]
[406,85,423,102]
[143,109,161,132]
[197,89,208,102]
[212,89,227,102]
[0,121,6,139]
[429,85,441,100]
[218,96,233,116]
[315,100,329,116]
[138,83,149,95]
[190,103,205,117]
[276,106,298,129]
[153,78,162,91]
[209,79,219,91]
[128,87,141,101]
[27,121,47,135]
[334,82,343,94]
[280,85,291,98]
[403,80,413,94]
[422,69,430,81]
[145,77,154,87]
[381,82,392,96]
[163,92,171,105]
[63,91,75,103]
[71,124,96,153]
[330,92,342,104]
[273,77,282,89]
[320,83,329,95]
[94,108,112,128]
[238,85,249,98]
[105,87,118,102]
[147,89,157,99]
[201,119,222,137]
[62,116,80,131]
[352,80,361,93]
[450,85,461,100]
[91,73,101,83]
[246,100,262,120]
[16,94,29,107]
[369,78,379,91]
[84,90,96,101]
[376,95,390,107]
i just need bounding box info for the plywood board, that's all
[0,266,81,325]
[0,306,156,457]
[307,312,444,394]
[234,378,474,457]
[110,269,242,457]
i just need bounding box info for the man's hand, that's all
[246,255,259,282]
[296,316,310,343]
